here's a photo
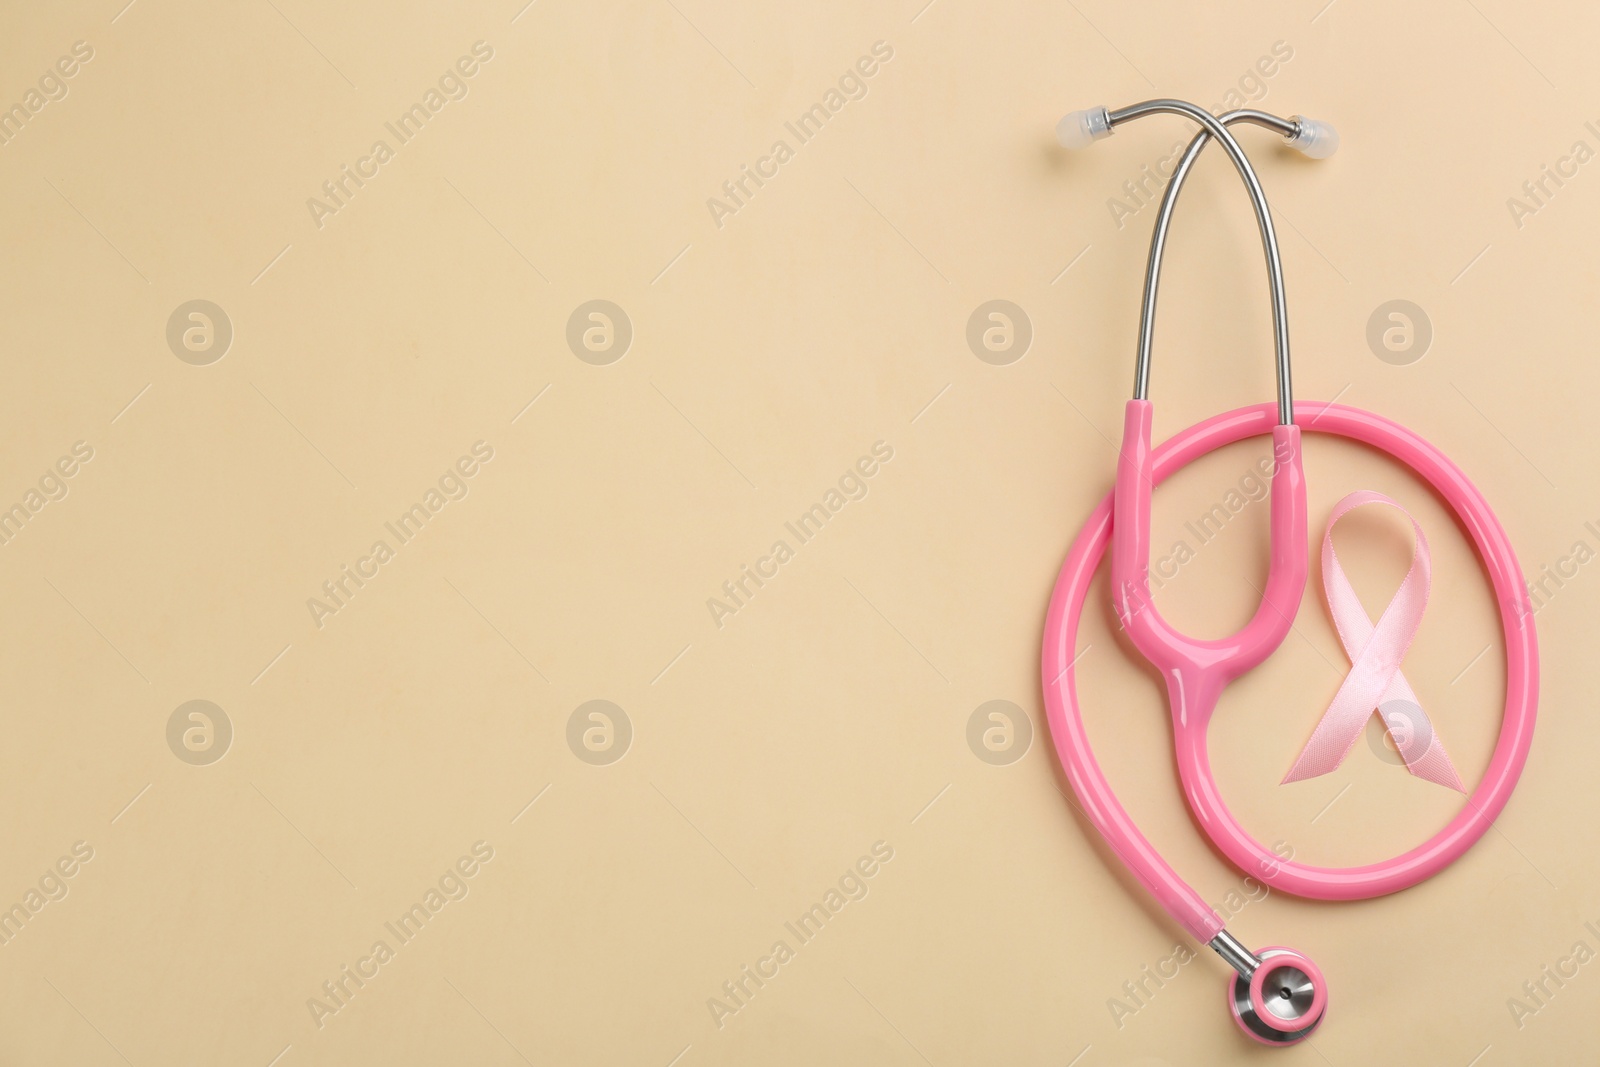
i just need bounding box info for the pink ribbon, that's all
[1283,491,1464,791]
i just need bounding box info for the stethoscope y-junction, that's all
[1042,100,1538,1043]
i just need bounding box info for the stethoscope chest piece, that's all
[1228,948,1326,1045]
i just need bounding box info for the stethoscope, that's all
[1041,100,1538,1044]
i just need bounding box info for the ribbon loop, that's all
[1283,491,1464,791]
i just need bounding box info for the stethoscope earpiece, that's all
[1054,106,1112,148]
[1285,115,1339,158]
[1057,103,1339,160]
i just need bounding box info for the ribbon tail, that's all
[1375,678,1465,792]
[1390,712,1466,792]
[1281,688,1375,784]
[1406,741,1466,792]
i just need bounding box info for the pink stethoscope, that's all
[1043,100,1537,1044]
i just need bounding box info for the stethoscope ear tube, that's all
[1109,100,1300,424]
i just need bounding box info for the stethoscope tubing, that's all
[1040,401,1538,943]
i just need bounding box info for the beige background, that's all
[0,0,1595,1063]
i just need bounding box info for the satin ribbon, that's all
[1283,490,1464,791]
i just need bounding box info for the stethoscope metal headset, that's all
[1042,100,1538,1044]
